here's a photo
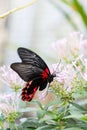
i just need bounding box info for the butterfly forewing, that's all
[11,63,43,82]
[18,47,50,72]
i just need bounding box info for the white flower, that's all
[52,38,67,58]
[58,65,75,80]
[51,61,63,74]
[0,66,25,89]
[80,40,87,56]
[52,32,85,58]
[80,57,87,81]
[52,63,76,92]
[0,93,20,115]
[68,32,83,55]
[83,73,87,81]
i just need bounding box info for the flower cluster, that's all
[50,32,87,100]
[0,93,20,114]
[0,66,25,91]
[52,32,87,61]
[0,93,21,129]
[0,66,24,129]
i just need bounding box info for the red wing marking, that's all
[21,82,38,102]
[41,68,50,79]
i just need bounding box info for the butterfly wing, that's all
[17,47,50,71]
[10,47,52,101]
[22,81,38,101]
[39,80,48,91]
[21,78,47,101]
[11,63,43,82]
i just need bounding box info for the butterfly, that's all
[10,47,56,101]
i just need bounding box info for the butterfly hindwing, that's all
[22,81,38,101]
[39,80,48,91]
[21,78,48,101]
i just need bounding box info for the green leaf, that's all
[73,0,87,27]
[64,113,83,120]
[61,0,87,28]
[80,114,87,122]
[44,100,61,110]
[28,100,44,110]
[26,128,36,130]
[64,128,83,130]
[66,120,87,130]
[9,122,16,130]
[17,125,23,130]
[70,102,87,112]
[21,118,38,129]
[0,113,6,121]
[19,107,38,113]
[61,0,71,5]
[46,111,58,119]
[37,110,45,119]
[36,125,58,130]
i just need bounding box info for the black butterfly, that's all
[10,47,55,101]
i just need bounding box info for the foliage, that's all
[49,0,87,31]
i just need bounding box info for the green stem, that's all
[58,120,63,130]
[0,122,4,130]
[14,123,18,130]
[0,0,39,19]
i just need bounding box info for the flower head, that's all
[0,66,25,91]
[0,93,21,129]
[0,93,20,115]
[52,38,67,58]
[80,40,87,56]
[52,32,86,60]
[53,63,76,92]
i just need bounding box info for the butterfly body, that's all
[11,47,55,101]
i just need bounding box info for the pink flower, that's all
[68,32,82,55]
[52,32,84,58]
[83,73,87,81]
[80,40,87,56]
[51,62,63,74]
[0,66,25,89]
[52,38,67,58]
[57,65,75,83]
[52,63,76,92]
[0,93,20,114]
[80,58,87,81]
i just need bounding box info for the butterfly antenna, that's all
[56,59,61,71]
[53,59,61,76]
